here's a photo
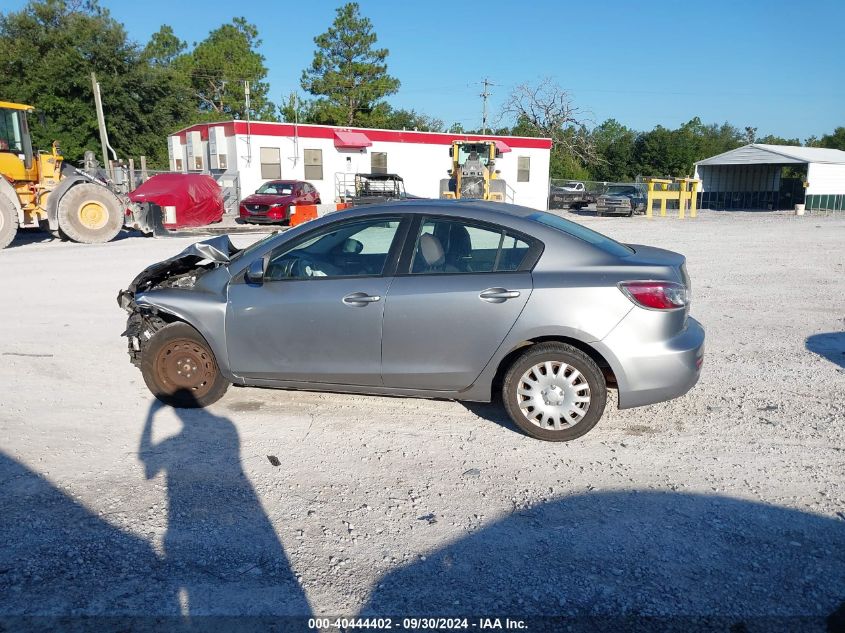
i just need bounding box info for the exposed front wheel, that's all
[502,343,606,441]
[140,322,230,408]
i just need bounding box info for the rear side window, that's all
[497,234,531,271]
[528,211,633,257]
[410,217,533,274]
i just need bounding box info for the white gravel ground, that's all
[0,210,843,631]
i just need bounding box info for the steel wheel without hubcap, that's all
[140,322,230,408]
[502,342,607,441]
[518,361,591,430]
[155,338,217,400]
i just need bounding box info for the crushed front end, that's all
[117,235,239,367]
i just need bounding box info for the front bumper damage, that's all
[117,235,239,366]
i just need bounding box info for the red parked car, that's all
[239,180,321,225]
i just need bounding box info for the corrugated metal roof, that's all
[696,144,845,166]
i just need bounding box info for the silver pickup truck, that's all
[595,185,647,217]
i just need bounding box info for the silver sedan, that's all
[118,200,704,441]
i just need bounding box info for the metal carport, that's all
[694,144,845,211]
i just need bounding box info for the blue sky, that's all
[4,0,843,139]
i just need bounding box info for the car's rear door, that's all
[226,215,408,386]
[381,215,538,391]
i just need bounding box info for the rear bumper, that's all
[596,317,705,409]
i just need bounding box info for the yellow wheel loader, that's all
[439,140,507,202]
[0,101,134,249]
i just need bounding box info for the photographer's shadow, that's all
[140,391,310,615]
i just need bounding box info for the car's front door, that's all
[226,215,406,385]
[381,216,536,391]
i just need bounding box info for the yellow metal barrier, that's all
[645,177,700,218]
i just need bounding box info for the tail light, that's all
[618,280,688,310]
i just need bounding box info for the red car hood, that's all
[241,193,296,206]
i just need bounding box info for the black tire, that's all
[0,193,19,250]
[56,183,123,244]
[502,342,607,441]
[140,322,229,408]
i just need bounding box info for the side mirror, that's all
[245,258,265,284]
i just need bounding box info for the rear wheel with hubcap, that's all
[141,322,229,408]
[503,342,606,441]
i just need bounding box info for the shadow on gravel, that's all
[7,227,140,249]
[139,394,311,616]
[806,332,845,368]
[0,394,311,631]
[0,449,177,619]
[362,491,845,631]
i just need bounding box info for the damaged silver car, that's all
[118,200,704,441]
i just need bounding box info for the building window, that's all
[371,152,387,174]
[260,147,281,180]
[517,156,530,182]
[304,148,323,180]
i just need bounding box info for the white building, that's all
[694,144,845,211]
[167,121,553,211]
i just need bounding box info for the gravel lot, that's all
[1,210,843,631]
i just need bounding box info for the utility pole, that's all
[480,78,494,135]
[91,72,117,178]
[244,80,252,166]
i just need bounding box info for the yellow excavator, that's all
[439,140,507,202]
[0,100,128,249]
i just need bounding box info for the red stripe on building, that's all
[174,121,552,150]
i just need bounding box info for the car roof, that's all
[334,198,540,219]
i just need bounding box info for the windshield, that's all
[606,186,637,196]
[257,182,294,195]
[0,109,24,152]
[528,212,634,257]
[229,232,280,262]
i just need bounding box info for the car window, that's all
[497,234,531,272]
[265,217,401,281]
[257,183,293,195]
[410,218,531,274]
[528,211,634,257]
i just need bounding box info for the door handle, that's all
[479,288,521,303]
[342,292,381,306]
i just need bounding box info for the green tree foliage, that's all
[818,126,845,150]
[301,2,400,126]
[176,18,275,122]
[379,107,443,132]
[0,0,192,166]
[0,2,274,167]
[630,118,744,178]
[590,119,636,181]
[755,133,801,145]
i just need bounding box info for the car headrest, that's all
[447,224,472,260]
[419,233,445,267]
[341,238,363,254]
